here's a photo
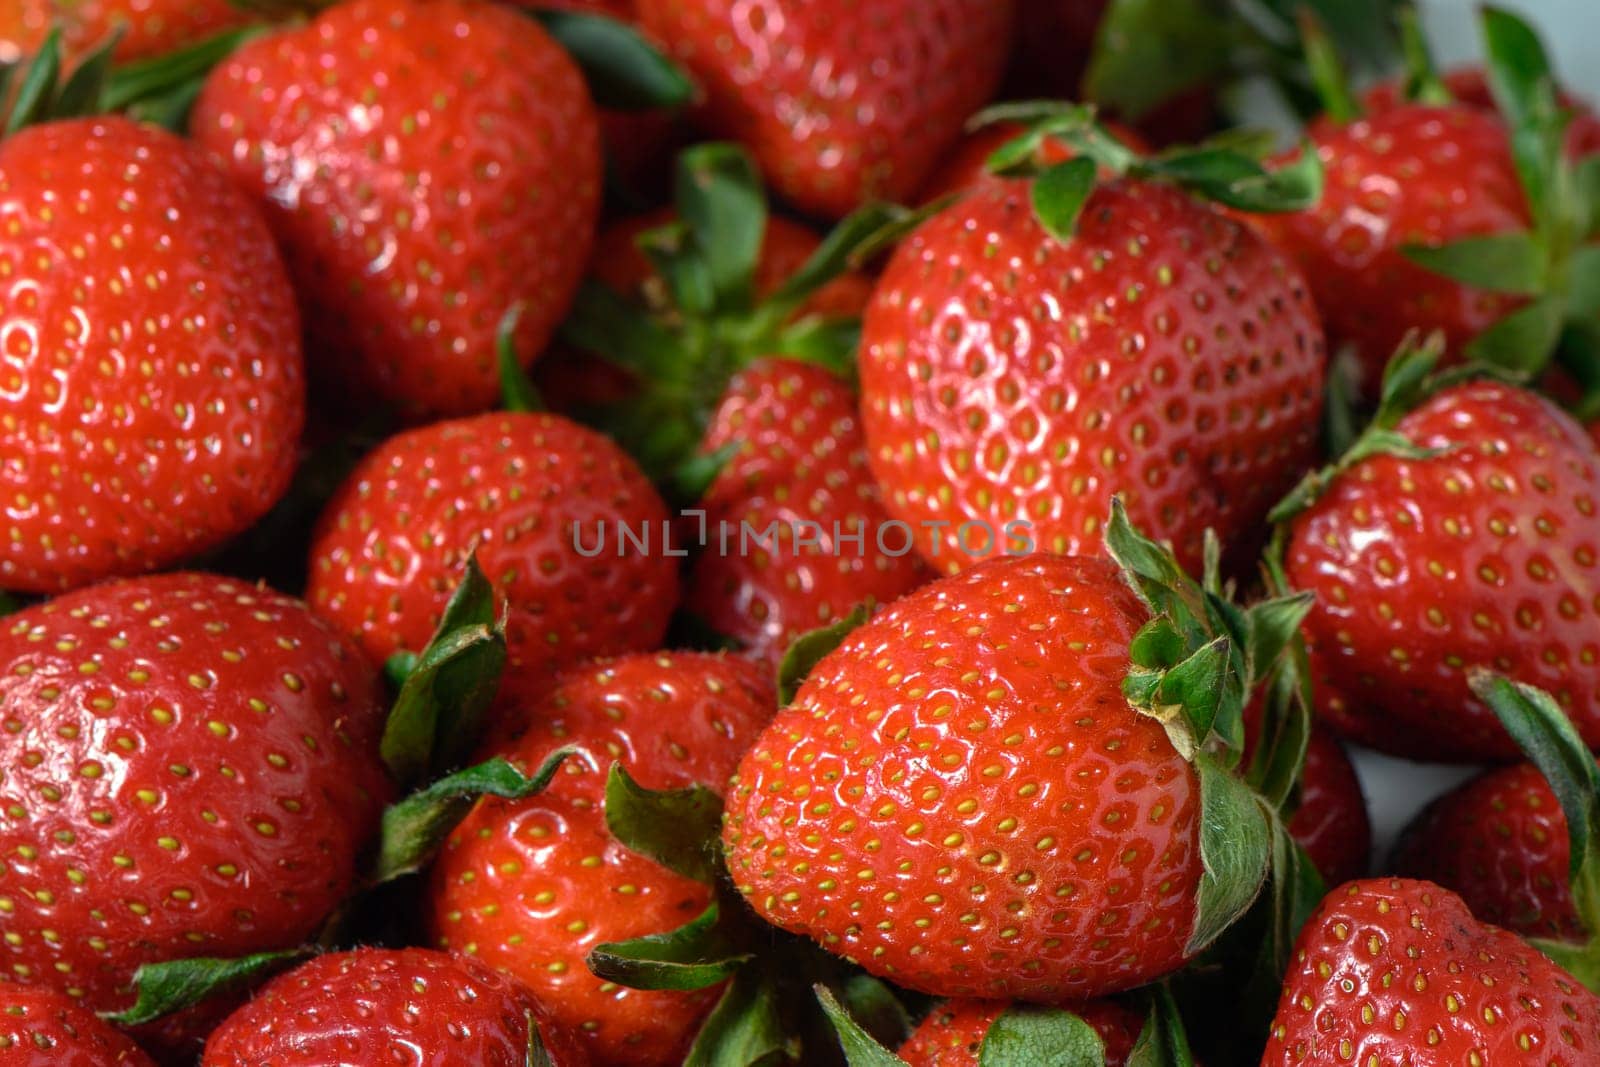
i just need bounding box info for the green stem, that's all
[1297,8,1361,123]
[1398,7,1453,106]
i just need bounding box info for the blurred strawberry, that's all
[2,0,246,64]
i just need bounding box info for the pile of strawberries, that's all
[3,0,1600,1064]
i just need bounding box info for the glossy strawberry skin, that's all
[307,412,678,697]
[723,554,1202,1000]
[189,0,601,420]
[1254,106,1529,391]
[860,178,1324,576]
[0,117,304,594]
[1362,66,1600,159]
[1289,728,1371,887]
[897,996,1142,1066]
[634,0,1015,219]
[0,985,154,1066]
[0,573,390,1017]
[201,948,586,1067]
[429,652,775,1067]
[1394,762,1582,941]
[1265,878,1600,1065]
[686,359,928,668]
[1286,381,1600,762]
[2,0,247,63]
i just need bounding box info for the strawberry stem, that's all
[1297,8,1361,123]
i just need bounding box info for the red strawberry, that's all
[1284,380,1600,761]
[1263,878,1600,1065]
[428,652,775,1066]
[0,986,154,1066]
[684,358,928,668]
[634,0,1015,219]
[722,553,1205,1000]
[2,0,246,63]
[201,947,586,1066]
[307,411,678,696]
[0,117,303,594]
[1393,762,1582,942]
[1363,65,1600,159]
[1253,105,1529,391]
[897,997,1143,1066]
[1284,728,1370,887]
[0,573,390,1019]
[859,176,1324,575]
[189,0,601,419]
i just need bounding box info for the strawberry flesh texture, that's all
[1254,106,1530,393]
[0,117,304,594]
[723,554,1202,1000]
[201,947,586,1067]
[686,358,928,669]
[860,178,1324,576]
[1265,878,1600,1065]
[1394,762,1583,942]
[635,0,1015,220]
[1287,381,1600,762]
[307,411,679,698]
[897,996,1142,1066]
[429,652,776,1067]
[0,573,390,1018]
[189,0,601,420]
[0,985,154,1066]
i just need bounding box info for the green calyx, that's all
[1472,671,1600,991]
[972,103,1322,243]
[2,24,263,134]
[1399,7,1600,406]
[103,948,312,1027]
[559,141,926,490]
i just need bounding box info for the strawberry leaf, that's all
[369,751,570,884]
[675,143,767,315]
[1031,157,1099,243]
[1567,245,1600,318]
[588,902,752,991]
[530,9,693,111]
[815,984,909,1067]
[1082,0,1231,121]
[978,1005,1108,1066]
[1297,7,1360,123]
[379,555,507,786]
[526,1013,553,1067]
[0,593,19,617]
[1187,750,1273,954]
[1396,5,1453,106]
[671,441,739,505]
[603,762,724,884]
[1145,143,1323,214]
[1464,294,1565,375]
[1241,592,1315,687]
[559,279,687,382]
[104,24,263,129]
[53,31,122,118]
[770,316,862,378]
[1127,985,1196,1067]
[1245,652,1314,812]
[496,303,543,413]
[1152,635,1236,759]
[1400,231,1546,295]
[777,602,871,706]
[831,974,914,1051]
[767,201,927,315]
[685,970,792,1067]
[1481,5,1564,225]
[104,948,311,1026]
[5,28,63,134]
[1577,156,1600,240]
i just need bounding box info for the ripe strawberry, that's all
[189,0,601,420]
[897,997,1142,1066]
[1,0,246,63]
[201,947,587,1066]
[1393,762,1582,942]
[723,553,1205,999]
[0,116,304,594]
[684,358,928,668]
[0,985,154,1066]
[307,412,677,696]
[428,652,775,1066]
[860,176,1324,575]
[1283,728,1370,887]
[1253,105,1529,390]
[1362,65,1600,159]
[0,572,390,1018]
[633,0,1015,219]
[1283,379,1600,761]
[1264,878,1600,1064]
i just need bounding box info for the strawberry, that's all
[1362,66,1600,159]
[1283,727,1369,887]
[684,357,928,668]
[201,947,587,1066]
[0,116,303,594]
[428,651,775,1066]
[1393,762,1582,942]
[860,156,1324,575]
[0,573,390,1019]
[1263,878,1600,1065]
[633,0,1015,220]
[1282,375,1600,762]
[897,997,1143,1066]
[307,411,678,697]
[1,0,246,63]
[0,985,154,1066]
[188,0,601,420]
